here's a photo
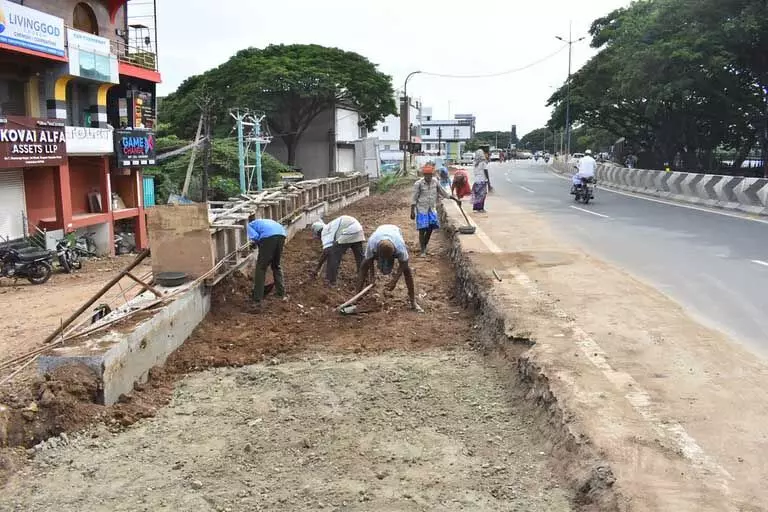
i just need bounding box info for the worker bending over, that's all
[311,215,366,286]
[358,224,422,312]
[247,218,287,306]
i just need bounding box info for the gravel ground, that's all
[1,349,572,512]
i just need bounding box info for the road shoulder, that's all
[442,198,768,511]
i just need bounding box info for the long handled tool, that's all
[457,203,477,235]
[337,283,375,314]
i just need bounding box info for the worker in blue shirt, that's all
[247,218,287,305]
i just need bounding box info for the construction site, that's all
[0,174,612,511]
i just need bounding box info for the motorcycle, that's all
[573,177,595,204]
[0,247,54,285]
[55,237,83,274]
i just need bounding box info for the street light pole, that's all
[402,71,422,174]
[556,25,586,158]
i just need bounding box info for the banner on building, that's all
[115,129,156,167]
[0,0,65,57]
[0,116,66,168]
[132,91,155,129]
[66,28,119,83]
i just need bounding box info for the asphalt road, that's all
[490,160,768,353]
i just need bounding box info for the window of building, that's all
[426,116,431,121]
[453,128,460,138]
[384,145,391,150]
[73,3,99,35]
[382,125,389,133]
[0,78,27,116]
[422,128,431,136]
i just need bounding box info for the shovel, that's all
[457,203,477,235]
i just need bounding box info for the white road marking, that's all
[569,205,610,218]
[519,185,535,194]
[460,211,733,490]
[751,259,768,268]
[548,168,768,226]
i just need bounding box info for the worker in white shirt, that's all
[311,215,366,286]
[572,149,597,193]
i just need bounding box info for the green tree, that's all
[546,0,767,173]
[145,137,289,203]
[161,44,397,166]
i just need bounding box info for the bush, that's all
[145,136,290,203]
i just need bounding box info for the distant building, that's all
[367,93,422,164]
[419,109,476,161]
[267,104,380,179]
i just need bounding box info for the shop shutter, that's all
[0,170,27,241]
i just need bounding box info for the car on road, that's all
[460,152,474,165]
[571,152,585,170]
[490,150,501,162]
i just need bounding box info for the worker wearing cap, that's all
[358,224,422,312]
[411,164,460,256]
[311,215,366,286]
[247,218,287,305]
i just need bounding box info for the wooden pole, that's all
[42,250,150,344]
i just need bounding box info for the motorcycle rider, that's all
[571,149,597,195]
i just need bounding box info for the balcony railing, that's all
[63,26,157,72]
[110,38,157,71]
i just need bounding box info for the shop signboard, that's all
[0,116,66,168]
[0,0,65,57]
[115,129,156,167]
[66,28,119,83]
[65,126,114,155]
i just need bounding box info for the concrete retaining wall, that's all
[39,180,370,405]
[552,159,768,215]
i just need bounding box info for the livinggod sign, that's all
[0,0,65,57]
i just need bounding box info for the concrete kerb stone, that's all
[38,185,371,405]
[437,203,622,510]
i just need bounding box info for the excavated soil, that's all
[0,189,474,489]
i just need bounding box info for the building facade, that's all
[368,96,421,164]
[419,108,476,161]
[0,0,160,254]
[266,105,379,179]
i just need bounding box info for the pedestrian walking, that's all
[472,149,492,212]
[411,165,460,256]
[247,218,287,306]
[357,224,422,312]
[311,215,366,286]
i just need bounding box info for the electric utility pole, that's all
[196,91,216,204]
[556,24,586,158]
[231,109,271,193]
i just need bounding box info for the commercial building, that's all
[0,0,160,254]
[368,94,422,165]
[419,108,476,161]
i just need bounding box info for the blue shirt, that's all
[247,219,286,242]
[365,225,409,263]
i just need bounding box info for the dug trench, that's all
[0,188,619,510]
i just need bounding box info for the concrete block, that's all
[39,283,210,405]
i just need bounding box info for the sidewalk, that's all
[442,197,768,511]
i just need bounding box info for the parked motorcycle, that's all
[55,237,83,274]
[0,247,54,285]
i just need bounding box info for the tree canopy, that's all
[161,44,397,165]
[547,0,768,174]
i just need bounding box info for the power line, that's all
[420,45,569,79]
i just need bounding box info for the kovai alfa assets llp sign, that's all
[0,0,65,57]
[0,117,66,168]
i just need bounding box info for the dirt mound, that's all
[0,189,472,488]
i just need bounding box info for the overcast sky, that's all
[141,0,629,137]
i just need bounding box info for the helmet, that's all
[585,149,593,155]
[311,221,325,237]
